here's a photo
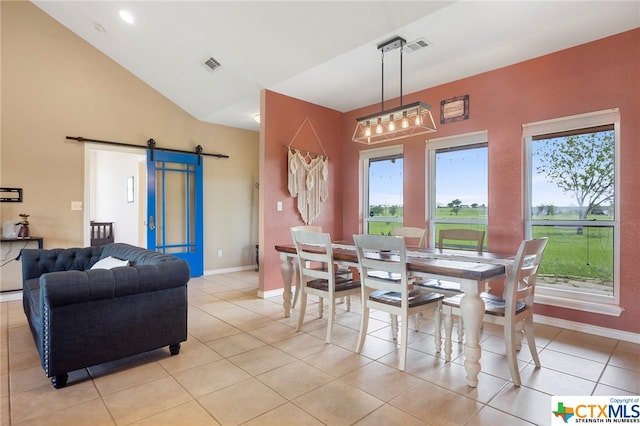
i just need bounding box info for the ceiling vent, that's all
[203,57,221,71]
[405,38,430,53]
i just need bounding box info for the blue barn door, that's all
[147,150,203,277]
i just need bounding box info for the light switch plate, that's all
[71,201,83,211]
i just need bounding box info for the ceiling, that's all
[32,1,639,132]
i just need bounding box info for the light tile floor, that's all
[1,271,638,425]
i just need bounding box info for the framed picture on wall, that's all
[440,95,469,124]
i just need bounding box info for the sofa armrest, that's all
[41,261,190,307]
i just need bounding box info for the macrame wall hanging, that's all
[286,117,328,224]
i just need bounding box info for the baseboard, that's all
[258,287,287,299]
[532,313,639,344]
[204,265,256,275]
[481,311,638,344]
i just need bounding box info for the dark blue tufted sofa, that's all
[21,243,190,388]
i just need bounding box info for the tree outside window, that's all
[530,125,615,296]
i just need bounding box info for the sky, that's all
[368,146,576,208]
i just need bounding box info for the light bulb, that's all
[388,115,395,131]
[364,121,371,137]
[401,112,409,128]
[376,118,383,134]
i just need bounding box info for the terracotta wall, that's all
[1,1,259,270]
[263,29,639,334]
[260,91,345,293]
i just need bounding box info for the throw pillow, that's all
[90,256,129,270]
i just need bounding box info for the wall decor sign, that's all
[440,95,469,124]
[0,187,23,202]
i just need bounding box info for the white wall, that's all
[91,148,146,246]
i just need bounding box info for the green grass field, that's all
[368,206,614,286]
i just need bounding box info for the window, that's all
[524,109,621,316]
[360,145,403,236]
[427,131,488,248]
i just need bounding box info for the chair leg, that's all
[524,316,541,368]
[325,298,336,344]
[292,282,300,310]
[356,305,370,353]
[318,296,324,319]
[292,265,301,309]
[443,306,454,362]
[346,296,351,312]
[414,312,422,331]
[457,316,464,343]
[391,314,399,342]
[399,316,408,371]
[514,320,524,351]
[433,306,441,353]
[296,291,307,332]
[504,319,522,386]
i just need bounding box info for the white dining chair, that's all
[292,230,361,344]
[353,234,444,371]
[441,237,548,386]
[390,226,427,249]
[415,228,486,347]
[290,225,352,310]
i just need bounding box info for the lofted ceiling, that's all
[32,1,639,132]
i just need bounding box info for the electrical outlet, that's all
[217,249,223,257]
[277,201,283,211]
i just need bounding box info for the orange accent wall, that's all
[263,29,639,334]
[261,91,345,292]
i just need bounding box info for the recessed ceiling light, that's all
[119,10,134,24]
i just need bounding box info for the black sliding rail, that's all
[67,136,229,164]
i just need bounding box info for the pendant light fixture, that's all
[352,36,436,144]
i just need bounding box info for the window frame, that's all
[426,131,489,248]
[523,109,622,316]
[360,144,404,234]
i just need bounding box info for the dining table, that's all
[274,242,514,387]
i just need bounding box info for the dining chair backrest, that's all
[390,227,426,249]
[291,229,335,283]
[438,229,485,252]
[353,234,409,297]
[290,225,322,241]
[504,237,548,318]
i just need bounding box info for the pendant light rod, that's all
[381,49,385,112]
[376,36,406,110]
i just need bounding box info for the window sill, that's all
[534,293,623,317]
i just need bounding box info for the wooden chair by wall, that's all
[438,229,485,252]
[90,221,114,247]
[390,227,427,249]
[416,228,485,347]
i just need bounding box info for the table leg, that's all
[280,256,295,318]
[459,281,485,388]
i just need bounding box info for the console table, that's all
[1,237,43,292]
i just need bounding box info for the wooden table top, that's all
[275,243,512,281]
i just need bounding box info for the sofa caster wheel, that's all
[51,373,68,389]
[169,344,181,355]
